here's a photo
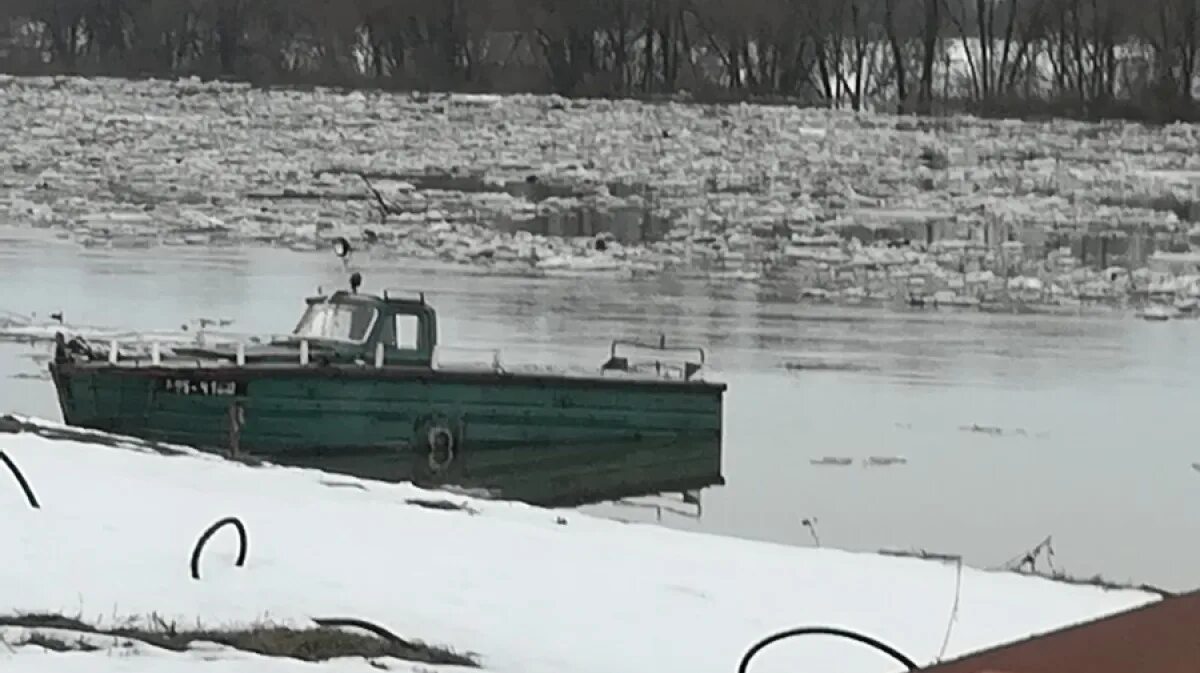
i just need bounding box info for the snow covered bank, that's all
[0,415,1158,672]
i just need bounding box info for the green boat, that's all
[47,273,725,506]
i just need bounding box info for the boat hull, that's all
[48,362,725,506]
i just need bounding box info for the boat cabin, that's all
[51,272,707,381]
[284,289,440,367]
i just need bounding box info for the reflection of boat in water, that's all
[282,432,724,508]
[46,273,725,507]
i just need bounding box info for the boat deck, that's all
[52,357,727,392]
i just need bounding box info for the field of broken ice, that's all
[0,415,1161,673]
[2,75,1199,296]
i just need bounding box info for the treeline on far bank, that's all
[1,0,1198,123]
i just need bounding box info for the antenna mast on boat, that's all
[331,235,364,293]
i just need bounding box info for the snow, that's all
[0,416,1158,672]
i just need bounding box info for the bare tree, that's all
[1,0,1197,121]
[942,0,1049,110]
[1141,0,1200,103]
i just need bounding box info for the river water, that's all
[2,226,1198,591]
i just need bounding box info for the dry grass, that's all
[877,547,1175,598]
[404,498,480,514]
[1007,569,1175,599]
[15,632,101,652]
[0,613,477,667]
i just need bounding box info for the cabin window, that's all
[395,314,420,350]
[292,302,377,343]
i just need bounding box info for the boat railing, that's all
[74,333,700,380]
[431,344,505,373]
[82,336,254,367]
[78,334,508,373]
[600,335,706,381]
[381,288,428,304]
[70,334,412,370]
[54,329,245,365]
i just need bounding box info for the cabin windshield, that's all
[291,302,377,343]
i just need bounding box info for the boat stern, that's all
[48,332,83,425]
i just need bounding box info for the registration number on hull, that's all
[160,378,243,396]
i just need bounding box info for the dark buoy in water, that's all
[349,272,362,294]
[332,236,352,259]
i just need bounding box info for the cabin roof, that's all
[304,290,432,310]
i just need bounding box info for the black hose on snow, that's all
[738,626,919,672]
[0,451,40,509]
[190,516,248,580]
[311,617,416,648]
